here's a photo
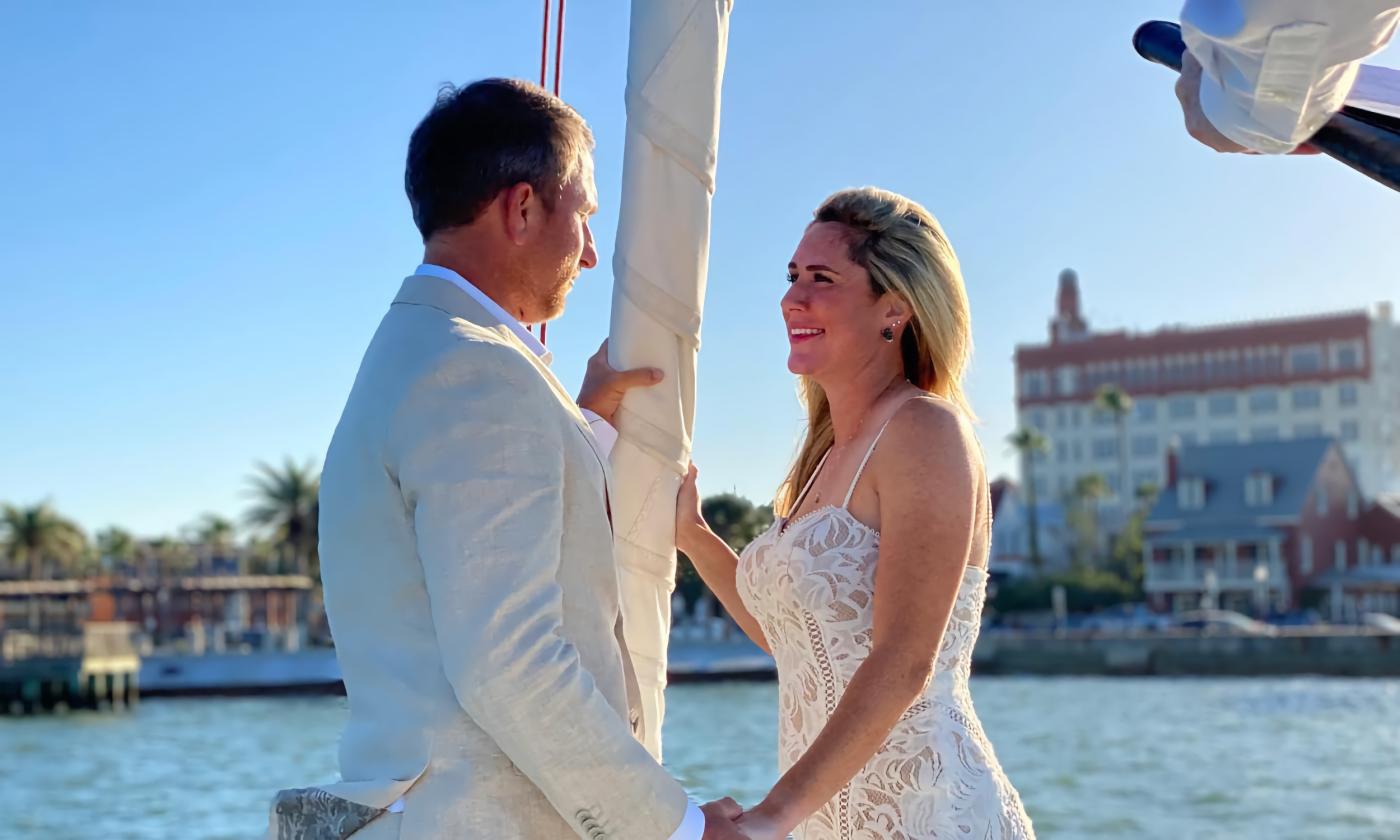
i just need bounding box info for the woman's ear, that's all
[883,294,912,323]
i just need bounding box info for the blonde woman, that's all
[677,188,1034,839]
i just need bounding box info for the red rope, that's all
[539,0,551,89]
[553,0,566,96]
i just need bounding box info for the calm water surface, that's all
[4,677,1398,839]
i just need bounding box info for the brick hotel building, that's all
[1013,270,1400,512]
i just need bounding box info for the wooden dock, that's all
[0,622,141,714]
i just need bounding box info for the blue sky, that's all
[2,2,1396,538]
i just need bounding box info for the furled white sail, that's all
[608,0,731,758]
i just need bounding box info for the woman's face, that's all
[782,222,899,379]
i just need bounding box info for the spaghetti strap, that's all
[789,448,832,517]
[842,396,920,508]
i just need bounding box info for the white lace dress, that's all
[736,430,1034,840]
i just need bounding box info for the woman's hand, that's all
[676,462,711,556]
[733,805,795,840]
[575,339,663,426]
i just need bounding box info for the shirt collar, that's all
[414,263,552,364]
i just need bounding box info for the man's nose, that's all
[580,225,599,269]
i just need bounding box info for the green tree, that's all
[1108,482,1161,589]
[193,514,237,553]
[1007,427,1050,570]
[145,537,198,578]
[246,458,320,578]
[1094,384,1134,513]
[0,502,88,580]
[675,493,774,615]
[187,513,238,573]
[1065,474,1108,569]
[991,567,1140,615]
[96,526,139,574]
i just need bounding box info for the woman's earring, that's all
[881,321,900,342]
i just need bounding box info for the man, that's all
[1175,0,1400,154]
[269,79,744,839]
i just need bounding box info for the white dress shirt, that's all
[1181,0,1400,152]
[403,264,703,840]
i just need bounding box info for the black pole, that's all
[1133,20,1400,192]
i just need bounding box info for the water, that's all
[4,677,1398,839]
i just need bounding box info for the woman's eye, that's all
[784,272,798,284]
[814,273,834,284]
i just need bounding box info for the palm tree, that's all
[96,526,139,574]
[193,514,236,551]
[145,537,198,578]
[1007,427,1050,571]
[1067,474,1108,568]
[1,502,88,580]
[1094,384,1134,513]
[246,458,319,577]
[188,513,238,572]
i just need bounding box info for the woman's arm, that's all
[738,398,980,838]
[676,464,771,653]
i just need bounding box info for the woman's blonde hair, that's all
[775,186,975,516]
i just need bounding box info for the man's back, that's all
[314,275,679,837]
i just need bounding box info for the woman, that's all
[677,187,1034,839]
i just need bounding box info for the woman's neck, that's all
[822,364,908,447]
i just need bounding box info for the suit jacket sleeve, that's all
[391,340,689,840]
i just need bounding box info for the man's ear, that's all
[501,182,535,245]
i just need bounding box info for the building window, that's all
[1288,345,1324,374]
[1168,397,1197,419]
[1251,426,1280,441]
[1244,472,1275,507]
[1135,399,1158,422]
[1021,370,1049,398]
[1178,431,1199,445]
[1333,343,1362,371]
[1107,473,1123,495]
[1359,539,1371,567]
[1071,408,1083,428]
[1316,487,1328,515]
[1347,490,1359,519]
[1341,420,1361,442]
[1208,394,1238,416]
[1131,434,1158,458]
[1029,409,1048,431]
[1292,387,1322,410]
[1209,430,1239,444]
[1393,545,1400,565]
[1092,409,1116,427]
[1294,422,1323,437]
[1248,390,1280,413]
[1055,407,1067,428]
[1335,541,1347,570]
[1056,441,1069,463]
[1178,477,1206,510]
[1055,366,1079,397]
[1072,440,1083,462]
[1092,438,1120,459]
[1300,536,1313,574]
[1339,383,1359,407]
